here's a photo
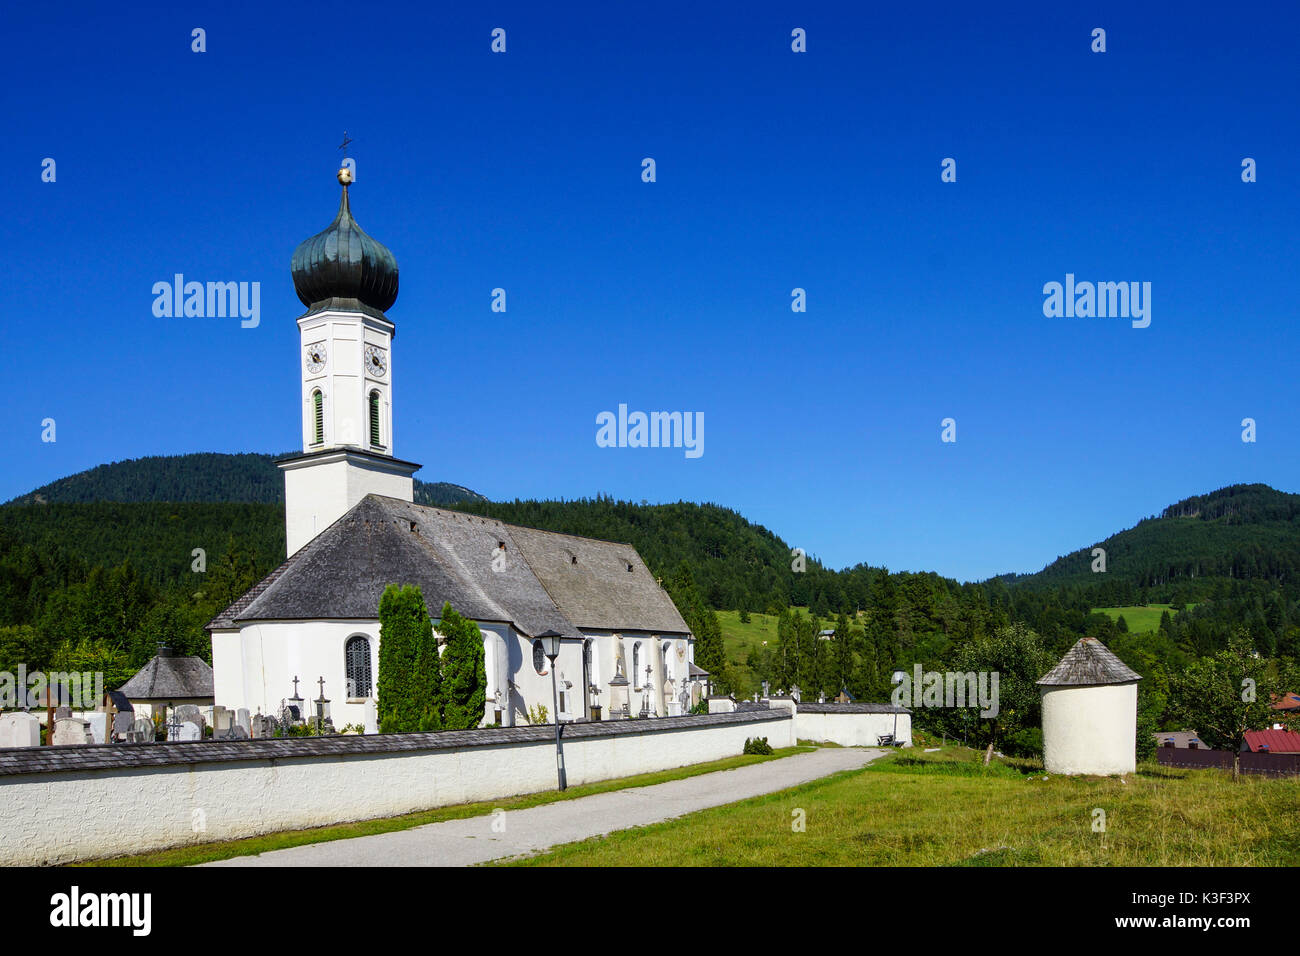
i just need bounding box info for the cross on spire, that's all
[338,131,354,158]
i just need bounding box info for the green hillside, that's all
[1010,483,1300,600]
[3,455,1299,729]
[6,452,486,508]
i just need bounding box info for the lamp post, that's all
[539,630,567,790]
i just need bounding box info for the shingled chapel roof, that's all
[117,650,214,701]
[208,495,691,639]
[1037,637,1142,687]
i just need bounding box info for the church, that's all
[208,166,701,730]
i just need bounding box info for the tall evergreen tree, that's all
[377,584,440,733]
[438,602,486,730]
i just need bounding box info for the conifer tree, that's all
[377,584,440,733]
[438,602,487,729]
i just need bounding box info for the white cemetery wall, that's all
[794,706,912,747]
[0,711,794,865]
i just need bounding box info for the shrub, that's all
[743,736,773,755]
[1001,726,1043,758]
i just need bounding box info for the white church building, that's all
[209,168,699,729]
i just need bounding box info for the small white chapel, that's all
[208,166,701,730]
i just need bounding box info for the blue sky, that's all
[4,1,1298,582]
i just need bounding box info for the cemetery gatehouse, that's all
[207,167,703,731]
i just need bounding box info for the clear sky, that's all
[4,0,1297,582]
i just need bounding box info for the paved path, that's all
[203,747,883,867]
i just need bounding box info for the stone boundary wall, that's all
[0,710,792,865]
[795,704,912,748]
[705,697,912,748]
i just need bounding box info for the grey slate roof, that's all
[1037,637,1142,687]
[117,654,214,701]
[209,495,688,640]
[508,524,690,634]
[0,709,789,777]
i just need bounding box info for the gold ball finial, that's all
[337,166,354,186]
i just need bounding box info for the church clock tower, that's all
[279,166,421,557]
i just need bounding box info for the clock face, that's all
[364,345,388,379]
[305,342,327,374]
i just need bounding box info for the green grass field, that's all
[502,746,1300,866]
[1092,604,1194,634]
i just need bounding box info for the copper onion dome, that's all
[291,170,399,313]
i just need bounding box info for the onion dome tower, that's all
[291,167,400,317]
[1038,637,1142,775]
[278,164,421,558]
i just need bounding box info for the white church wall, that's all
[0,712,794,865]
[222,620,380,729]
[502,630,586,724]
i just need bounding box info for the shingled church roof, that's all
[208,495,690,638]
[1037,637,1142,687]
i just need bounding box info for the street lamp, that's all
[539,630,567,790]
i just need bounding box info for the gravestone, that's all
[212,706,233,739]
[131,717,155,743]
[235,708,251,737]
[250,714,267,739]
[176,721,201,742]
[54,706,72,720]
[231,725,249,739]
[0,712,40,748]
[363,698,378,735]
[112,712,134,741]
[174,704,204,729]
[52,717,90,746]
[82,712,107,744]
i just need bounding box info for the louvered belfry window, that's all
[369,391,381,447]
[312,389,324,445]
[345,635,372,699]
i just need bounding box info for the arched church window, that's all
[312,389,324,445]
[632,642,641,688]
[345,635,372,699]
[369,390,381,447]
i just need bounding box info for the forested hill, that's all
[1006,483,1300,602]
[5,452,486,508]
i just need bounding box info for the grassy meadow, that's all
[1091,604,1195,634]
[502,746,1300,867]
